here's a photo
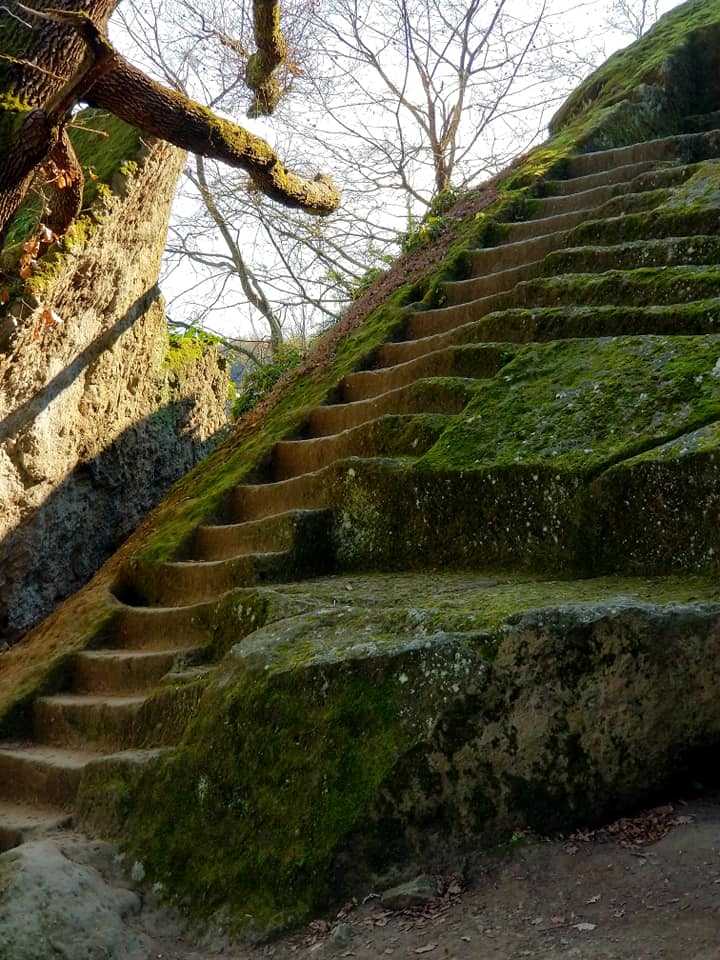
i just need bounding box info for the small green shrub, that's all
[232,343,304,416]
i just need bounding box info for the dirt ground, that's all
[144,796,720,960]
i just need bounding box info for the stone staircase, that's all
[4,122,720,851]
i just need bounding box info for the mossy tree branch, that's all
[0,0,339,244]
[85,54,339,214]
[245,0,288,117]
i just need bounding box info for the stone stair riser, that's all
[444,260,543,307]
[469,232,569,276]
[405,295,512,340]
[307,380,472,437]
[341,345,509,401]
[71,649,200,694]
[533,181,628,217]
[233,476,329,524]
[33,698,147,751]
[194,513,298,560]
[272,417,447,480]
[0,751,90,808]
[111,604,214,650]
[542,160,660,196]
[140,551,298,605]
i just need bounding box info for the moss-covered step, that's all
[563,129,720,177]
[541,159,662,197]
[71,647,202,695]
[467,157,720,286]
[514,264,720,310]
[409,265,720,340]
[373,300,720,366]
[544,234,720,276]
[469,231,571,275]
[33,694,153,751]
[306,378,475,436]
[194,509,332,562]
[272,414,452,481]
[504,188,669,244]
[125,546,330,607]
[78,570,720,935]
[445,231,720,308]
[423,334,720,475]
[532,159,692,216]
[443,259,544,308]
[587,418,720,571]
[444,300,720,347]
[340,343,515,401]
[109,603,217,651]
[231,457,413,524]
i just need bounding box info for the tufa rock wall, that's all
[0,117,229,643]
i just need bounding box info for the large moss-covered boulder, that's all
[77,573,720,934]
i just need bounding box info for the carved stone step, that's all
[306,378,473,437]
[405,294,512,340]
[111,601,215,650]
[504,206,597,243]
[564,133,684,178]
[0,745,102,807]
[469,231,570,276]
[443,260,543,308]
[565,129,720,179]
[232,472,329,524]
[273,416,448,481]
[340,344,510,402]
[535,180,630,218]
[445,226,715,315]
[33,694,150,750]
[195,509,310,560]
[407,264,720,341]
[379,300,720,364]
[71,647,201,694]
[0,801,72,852]
[144,552,295,605]
[543,159,660,197]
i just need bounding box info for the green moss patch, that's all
[422,334,720,475]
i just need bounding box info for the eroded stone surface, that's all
[0,838,151,959]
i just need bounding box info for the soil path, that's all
[144,797,720,960]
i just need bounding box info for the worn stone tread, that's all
[0,801,72,851]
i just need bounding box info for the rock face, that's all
[0,838,151,960]
[0,114,229,643]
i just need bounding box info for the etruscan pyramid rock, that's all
[4,0,720,939]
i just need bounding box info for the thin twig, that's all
[0,51,68,81]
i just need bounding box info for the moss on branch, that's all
[86,56,339,215]
[246,0,288,117]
